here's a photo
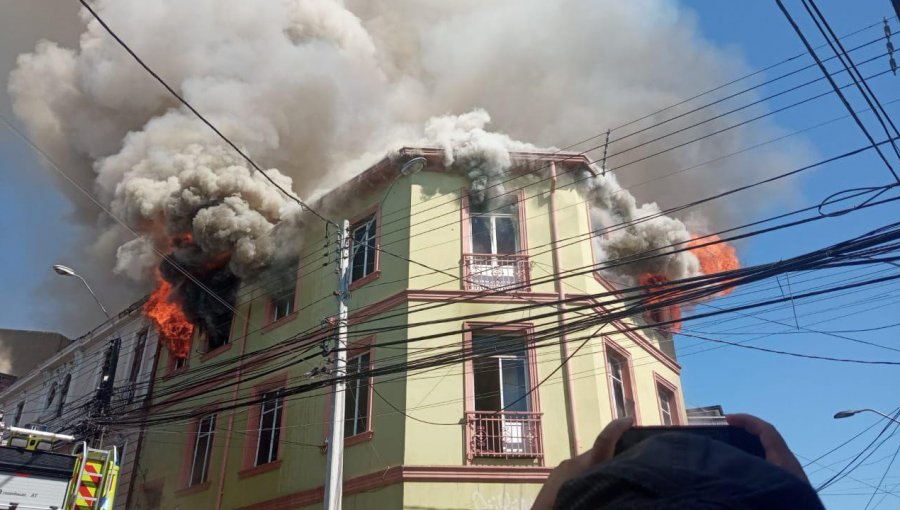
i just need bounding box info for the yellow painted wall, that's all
[136,162,687,510]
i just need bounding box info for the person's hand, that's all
[532,417,633,510]
[726,413,809,484]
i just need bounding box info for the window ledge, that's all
[162,366,188,380]
[200,342,233,363]
[174,481,211,497]
[262,311,298,334]
[349,270,381,291]
[238,459,282,479]
[319,430,374,454]
[346,430,374,447]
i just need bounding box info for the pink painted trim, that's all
[550,162,580,457]
[260,310,298,334]
[240,373,289,471]
[652,371,683,426]
[174,480,211,497]
[348,204,382,291]
[319,147,590,209]
[603,337,642,425]
[460,192,472,290]
[179,402,220,490]
[459,188,531,290]
[579,294,681,373]
[237,459,282,480]
[214,302,253,510]
[200,341,233,363]
[462,322,543,465]
[321,336,376,451]
[233,464,552,510]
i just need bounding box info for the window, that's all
[13,401,24,426]
[657,383,678,425]
[270,291,295,322]
[56,374,71,418]
[607,348,635,420]
[465,329,542,460]
[127,330,148,403]
[45,382,58,410]
[350,215,377,283]
[189,414,216,487]
[344,352,371,438]
[464,196,529,291]
[472,333,530,413]
[173,356,187,371]
[130,330,148,384]
[470,197,520,256]
[255,392,284,466]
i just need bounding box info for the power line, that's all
[776,0,900,182]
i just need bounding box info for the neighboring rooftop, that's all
[686,405,727,425]
[0,329,70,377]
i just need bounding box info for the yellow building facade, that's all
[129,149,686,510]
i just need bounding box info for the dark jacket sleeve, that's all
[554,432,825,510]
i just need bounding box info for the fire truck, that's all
[0,424,119,510]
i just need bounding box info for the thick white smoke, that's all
[8,0,806,332]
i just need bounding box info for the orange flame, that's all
[638,273,682,333]
[688,234,740,296]
[144,271,193,360]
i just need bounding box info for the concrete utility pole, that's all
[324,219,350,510]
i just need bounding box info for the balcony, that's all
[465,411,543,462]
[462,254,530,292]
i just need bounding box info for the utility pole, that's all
[324,219,350,510]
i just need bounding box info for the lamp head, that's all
[399,157,427,176]
[834,410,860,419]
[52,265,77,277]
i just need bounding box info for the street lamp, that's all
[833,408,900,425]
[52,264,112,321]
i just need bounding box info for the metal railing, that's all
[462,253,530,292]
[465,411,543,462]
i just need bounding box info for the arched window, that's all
[45,381,58,409]
[56,374,71,418]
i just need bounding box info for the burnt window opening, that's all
[13,401,24,426]
[56,374,71,418]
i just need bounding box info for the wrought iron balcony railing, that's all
[462,253,530,292]
[465,411,543,462]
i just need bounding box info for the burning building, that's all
[3,1,800,508]
[121,148,740,510]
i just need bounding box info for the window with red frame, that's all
[255,391,284,466]
[607,348,635,419]
[344,351,371,437]
[189,413,216,486]
[350,215,377,283]
[657,384,677,425]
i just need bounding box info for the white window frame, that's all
[189,414,216,486]
[608,352,631,419]
[344,352,371,437]
[350,215,377,282]
[469,203,520,256]
[255,392,284,466]
[271,292,295,322]
[657,384,677,426]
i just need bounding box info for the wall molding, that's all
[234,465,551,510]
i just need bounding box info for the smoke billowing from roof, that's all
[9,0,804,334]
